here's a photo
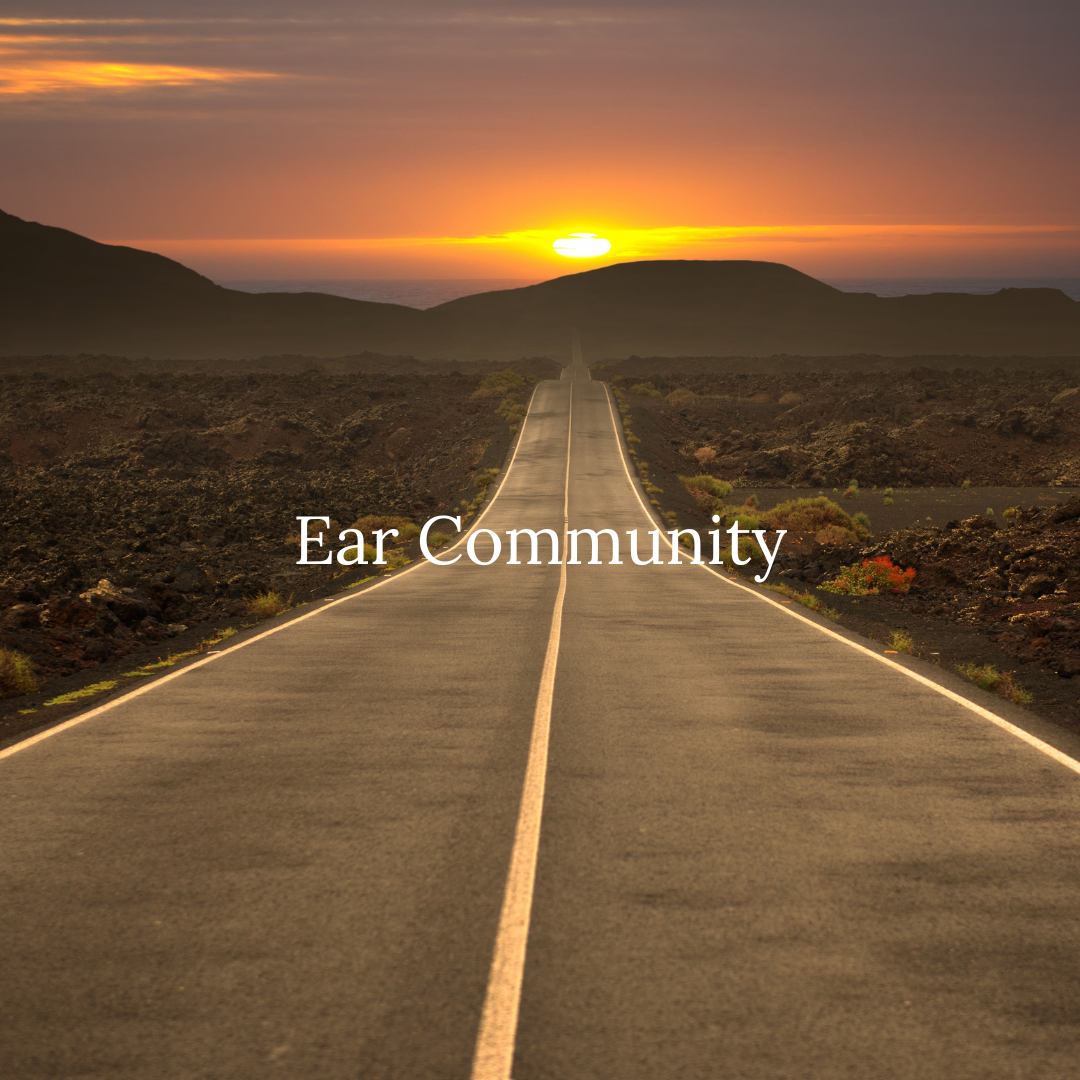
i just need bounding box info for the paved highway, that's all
[3,352,1080,1079]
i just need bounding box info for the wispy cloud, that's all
[0,53,279,96]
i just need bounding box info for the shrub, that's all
[666,387,699,406]
[479,369,527,391]
[889,629,914,653]
[852,511,871,530]
[883,487,894,496]
[957,663,1032,705]
[819,555,916,596]
[723,513,764,531]
[884,497,894,506]
[761,496,867,540]
[0,648,39,698]
[629,382,661,397]
[496,395,528,423]
[712,496,763,530]
[681,474,733,499]
[353,514,413,536]
[986,507,995,517]
[694,446,717,465]
[246,591,291,619]
[427,532,452,549]
[736,535,760,563]
[842,486,858,499]
[815,525,858,546]
[962,479,971,489]
[474,468,500,489]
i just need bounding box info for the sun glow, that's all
[552,233,612,258]
[117,223,1080,280]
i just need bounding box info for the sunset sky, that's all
[1,1,1078,280]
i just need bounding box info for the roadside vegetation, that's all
[246,591,291,619]
[956,662,1033,706]
[759,496,869,546]
[819,555,916,596]
[0,648,39,698]
[760,581,841,621]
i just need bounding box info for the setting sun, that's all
[552,233,612,258]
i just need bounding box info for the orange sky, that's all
[2,3,1078,279]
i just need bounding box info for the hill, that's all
[2,209,1079,360]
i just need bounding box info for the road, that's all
[3,352,1080,1079]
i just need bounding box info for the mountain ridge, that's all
[2,209,1078,360]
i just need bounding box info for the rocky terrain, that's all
[0,353,557,734]
[596,358,1080,731]
[760,500,1080,733]
[7,350,1080,744]
[600,356,1080,489]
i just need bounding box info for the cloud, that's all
[0,53,277,96]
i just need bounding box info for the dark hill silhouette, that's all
[2,208,1078,360]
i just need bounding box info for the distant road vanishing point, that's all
[4,345,1080,1079]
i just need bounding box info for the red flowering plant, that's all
[819,555,916,596]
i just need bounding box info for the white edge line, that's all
[600,382,1080,779]
[0,383,547,763]
[469,373,574,1080]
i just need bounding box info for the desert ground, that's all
[4,352,1080,744]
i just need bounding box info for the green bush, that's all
[0,648,39,698]
[761,496,867,540]
[246,591,291,619]
[629,382,661,397]
[480,369,526,391]
[680,474,733,499]
[957,663,1032,705]
[496,396,528,423]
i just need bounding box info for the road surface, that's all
[3,351,1080,1079]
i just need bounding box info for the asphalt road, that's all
[4,355,1080,1079]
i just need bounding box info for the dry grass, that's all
[957,663,1033,705]
[761,581,841,621]
[629,382,661,397]
[246,591,291,619]
[0,648,40,698]
[42,680,119,707]
[200,626,237,650]
[121,650,199,676]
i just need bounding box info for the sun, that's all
[552,232,612,258]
